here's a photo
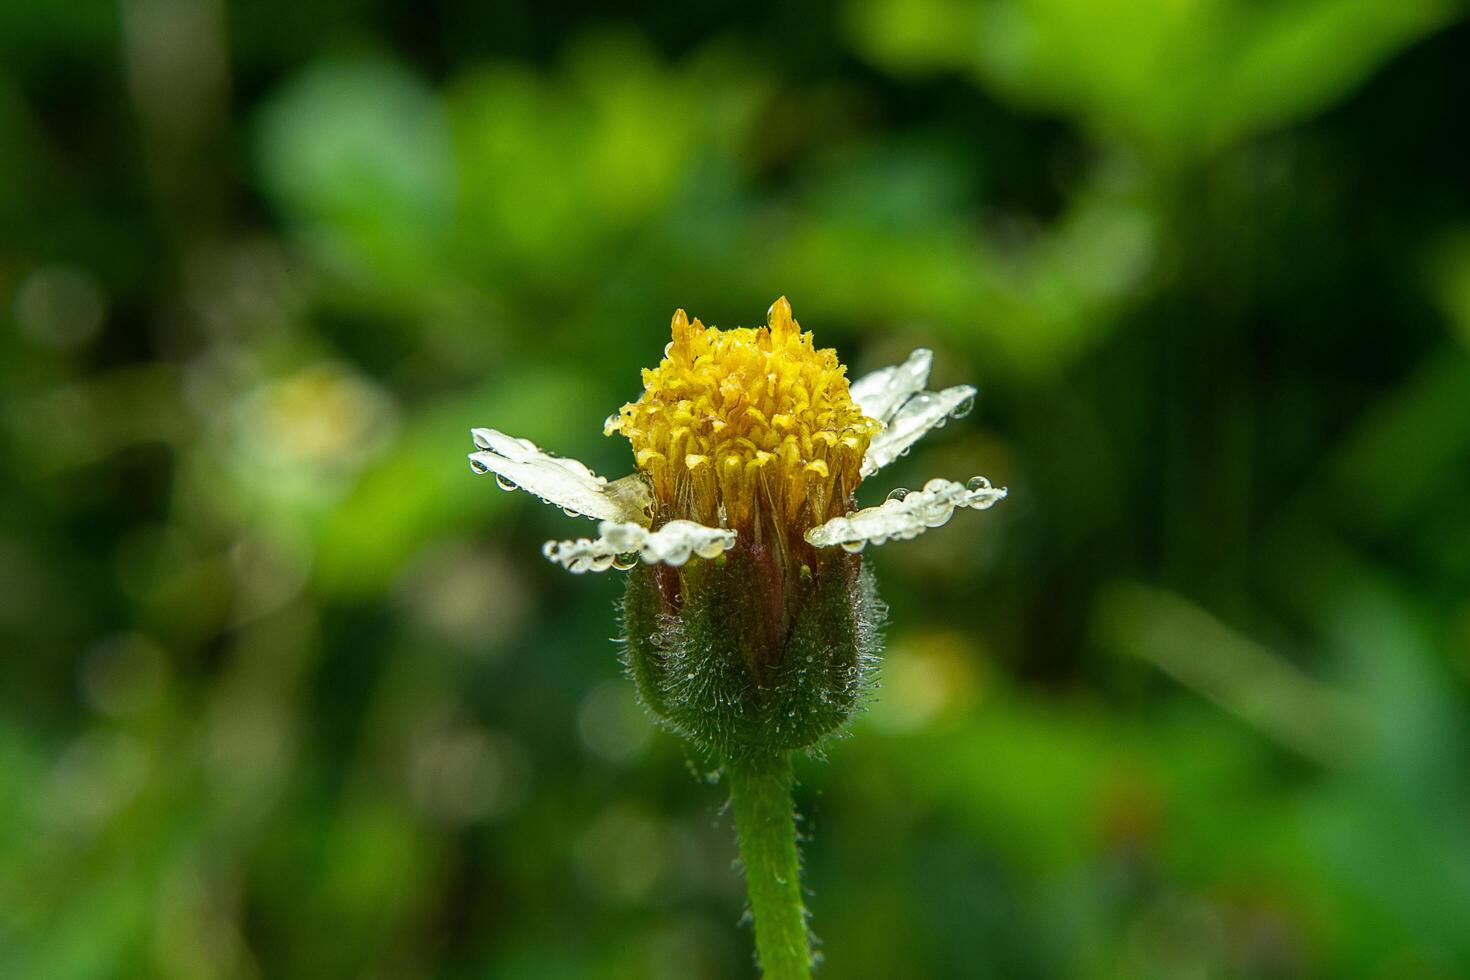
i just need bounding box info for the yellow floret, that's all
[607,298,879,540]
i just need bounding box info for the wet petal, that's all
[849,348,932,424]
[468,427,648,523]
[805,476,1006,551]
[543,519,737,574]
[859,385,977,478]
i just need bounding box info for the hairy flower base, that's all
[621,548,885,760]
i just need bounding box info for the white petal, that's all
[805,476,1006,551]
[468,427,648,523]
[860,385,976,478]
[542,520,737,574]
[850,348,933,424]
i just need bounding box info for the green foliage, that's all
[848,0,1458,158]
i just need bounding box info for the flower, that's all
[468,297,1007,975]
[467,297,1005,758]
[470,297,1005,566]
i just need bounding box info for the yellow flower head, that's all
[606,297,880,540]
[469,296,1003,574]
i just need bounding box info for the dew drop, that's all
[886,487,910,503]
[495,474,518,492]
[950,392,976,419]
[966,476,992,492]
[469,458,489,474]
[840,539,867,554]
[612,553,638,571]
[562,507,580,518]
[603,413,620,434]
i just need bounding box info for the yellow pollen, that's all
[609,297,879,536]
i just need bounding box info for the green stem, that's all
[726,751,812,979]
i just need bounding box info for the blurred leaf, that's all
[847,0,1460,158]
[256,55,455,298]
[312,368,614,596]
[445,35,770,283]
[1094,582,1360,764]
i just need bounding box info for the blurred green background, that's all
[4,1,1470,977]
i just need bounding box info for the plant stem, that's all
[726,751,811,979]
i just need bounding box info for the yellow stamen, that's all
[609,298,878,534]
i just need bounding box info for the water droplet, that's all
[950,392,976,419]
[603,413,619,434]
[495,474,518,492]
[840,540,867,554]
[886,487,910,503]
[966,476,992,492]
[664,341,674,357]
[562,507,580,518]
[469,458,489,474]
[612,553,638,571]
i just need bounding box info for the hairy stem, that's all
[726,751,811,979]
